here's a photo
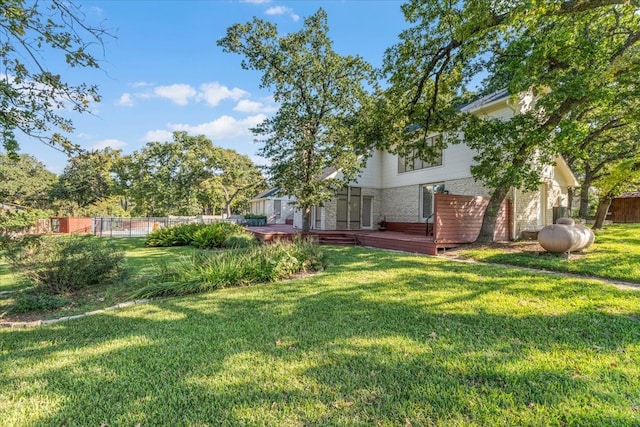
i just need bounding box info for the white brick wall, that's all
[513,181,570,238]
[444,177,490,197]
[381,185,420,222]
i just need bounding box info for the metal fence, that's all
[91,216,239,237]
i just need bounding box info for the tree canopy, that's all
[218,8,377,231]
[51,148,121,215]
[115,132,264,217]
[382,0,640,240]
[591,156,640,229]
[0,0,108,154]
[0,153,56,209]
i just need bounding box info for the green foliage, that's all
[133,238,325,298]
[4,235,127,294]
[9,291,69,314]
[0,0,109,154]
[0,209,48,245]
[191,222,247,249]
[145,222,251,249]
[218,8,377,230]
[145,223,202,247]
[0,154,57,209]
[51,148,121,215]
[243,214,267,220]
[116,132,265,217]
[223,233,257,249]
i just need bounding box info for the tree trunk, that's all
[578,168,593,219]
[476,185,510,243]
[224,200,232,218]
[592,196,612,230]
[301,206,311,232]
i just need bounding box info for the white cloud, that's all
[233,99,277,114]
[154,84,197,106]
[92,139,127,150]
[168,114,266,139]
[130,81,153,88]
[265,6,299,21]
[117,93,134,107]
[198,82,248,107]
[143,130,174,142]
[265,6,287,15]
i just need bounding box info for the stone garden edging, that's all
[0,298,153,328]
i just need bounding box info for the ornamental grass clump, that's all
[145,223,201,247]
[145,222,252,248]
[4,234,127,295]
[191,222,248,249]
[133,237,325,298]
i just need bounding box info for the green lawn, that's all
[448,224,640,284]
[1,246,638,426]
[0,238,197,320]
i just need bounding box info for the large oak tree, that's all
[218,8,377,231]
[382,0,640,241]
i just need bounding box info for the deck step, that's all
[317,233,356,246]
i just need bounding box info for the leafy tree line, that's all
[1,132,266,218]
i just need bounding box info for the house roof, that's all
[252,187,281,200]
[458,88,509,112]
[617,191,640,199]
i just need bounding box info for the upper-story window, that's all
[397,135,443,173]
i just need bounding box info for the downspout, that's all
[512,187,517,240]
[506,95,519,241]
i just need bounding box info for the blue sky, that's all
[20,0,410,173]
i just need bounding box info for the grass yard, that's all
[1,245,639,426]
[0,238,197,321]
[445,224,640,284]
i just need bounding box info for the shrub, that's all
[145,223,201,247]
[145,222,251,248]
[191,222,249,249]
[4,234,127,294]
[133,237,326,298]
[10,291,70,313]
[0,209,48,247]
[223,233,257,249]
[244,214,267,220]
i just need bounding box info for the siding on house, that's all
[249,193,296,225]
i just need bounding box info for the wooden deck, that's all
[247,225,443,255]
[247,194,511,256]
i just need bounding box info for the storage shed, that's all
[609,191,640,223]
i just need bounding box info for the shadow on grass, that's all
[1,246,639,425]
